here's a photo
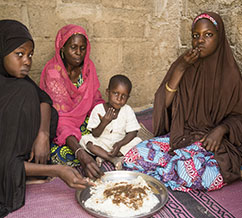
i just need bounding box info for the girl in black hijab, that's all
[0,20,91,217]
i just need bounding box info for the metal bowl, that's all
[75,171,168,218]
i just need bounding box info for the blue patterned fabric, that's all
[123,136,225,192]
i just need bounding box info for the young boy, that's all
[79,74,142,169]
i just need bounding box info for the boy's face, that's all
[106,83,130,110]
[3,40,34,78]
[192,19,218,58]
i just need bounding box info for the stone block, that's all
[25,0,56,7]
[0,4,23,21]
[123,41,153,73]
[101,7,148,22]
[122,0,153,10]
[31,39,55,73]
[180,18,192,46]
[93,21,144,38]
[101,0,122,8]
[61,0,100,4]
[89,40,121,94]
[28,5,63,38]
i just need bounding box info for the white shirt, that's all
[80,104,142,155]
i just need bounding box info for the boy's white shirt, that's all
[79,103,142,155]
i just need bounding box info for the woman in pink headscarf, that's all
[40,24,104,179]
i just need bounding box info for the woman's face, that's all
[192,19,219,58]
[3,40,34,78]
[62,34,87,68]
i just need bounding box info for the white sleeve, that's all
[125,105,141,133]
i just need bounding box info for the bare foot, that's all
[96,157,104,167]
[115,161,123,170]
[110,157,123,170]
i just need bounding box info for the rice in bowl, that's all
[84,176,159,217]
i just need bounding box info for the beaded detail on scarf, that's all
[192,13,218,30]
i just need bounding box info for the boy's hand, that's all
[98,107,116,125]
[108,142,122,157]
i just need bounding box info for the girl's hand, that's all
[184,48,200,64]
[200,125,228,152]
[177,48,200,71]
[57,165,92,189]
[29,131,50,164]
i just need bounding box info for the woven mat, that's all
[137,122,154,141]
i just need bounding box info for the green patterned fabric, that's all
[50,116,90,167]
[72,71,83,88]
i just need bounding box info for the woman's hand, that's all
[77,149,104,180]
[66,135,103,179]
[28,131,50,164]
[200,125,228,152]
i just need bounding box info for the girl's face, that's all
[192,19,219,58]
[106,83,130,110]
[3,40,34,78]
[62,34,87,67]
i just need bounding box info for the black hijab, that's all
[0,19,34,77]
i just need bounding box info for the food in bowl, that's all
[84,176,159,217]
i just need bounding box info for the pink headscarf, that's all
[40,24,104,145]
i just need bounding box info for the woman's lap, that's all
[123,136,225,191]
[50,117,90,167]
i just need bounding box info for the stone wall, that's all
[1,0,241,109]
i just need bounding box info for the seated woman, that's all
[40,24,104,179]
[123,12,242,191]
[0,20,92,217]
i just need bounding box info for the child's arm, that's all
[92,107,115,137]
[108,130,138,157]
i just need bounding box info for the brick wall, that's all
[1,0,241,109]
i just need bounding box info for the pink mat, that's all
[6,173,242,218]
[208,180,242,217]
[5,106,242,218]
[7,178,94,218]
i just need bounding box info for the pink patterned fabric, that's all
[192,13,218,29]
[40,24,104,145]
[123,136,225,192]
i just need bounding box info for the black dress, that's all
[0,19,58,217]
[0,75,58,217]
